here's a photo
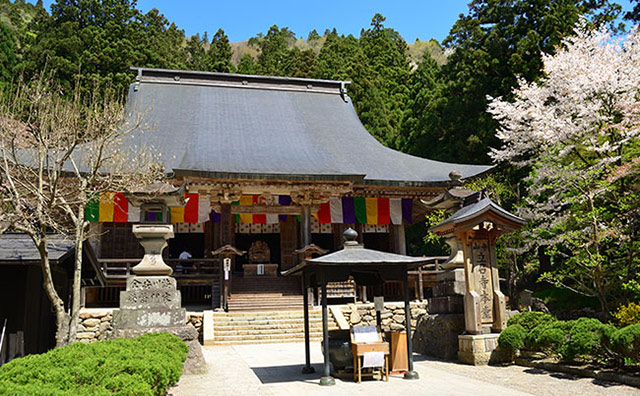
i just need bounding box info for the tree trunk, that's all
[37,237,71,347]
[68,211,86,343]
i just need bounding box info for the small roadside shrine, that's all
[283,228,431,386]
[431,195,525,365]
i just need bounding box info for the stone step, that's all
[213,310,320,317]
[212,337,323,345]
[214,327,331,336]
[213,333,325,342]
[213,319,329,327]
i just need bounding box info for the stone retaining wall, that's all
[339,302,428,332]
[76,309,204,344]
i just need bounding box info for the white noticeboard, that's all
[223,258,231,280]
[353,326,379,343]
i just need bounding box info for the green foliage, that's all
[416,0,623,164]
[614,302,640,327]
[507,311,557,331]
[524,320,568,353]
[562,318,615,363]
[206,28,233,73]
[0,333,187,396]
[0,19,16,83]
[498,324,526,351]
[610,324,640,363]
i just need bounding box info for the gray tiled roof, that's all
[0,234,73,262]
[124,68,491,186]
[436,197,526,228]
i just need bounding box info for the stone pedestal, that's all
[458,333,510,366]
[429,268,465,314]
[112,275,207,374]
[111,223,207,374]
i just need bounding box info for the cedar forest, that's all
[1,0,639,318]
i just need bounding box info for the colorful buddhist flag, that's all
[113,193,129,223]
[402,198,413,224]
[342,197,356,224]
[365,198,378,225]
[317,201,331,224]
[252,195,266,224]
[329,197,343,224]
[184,193,199,223]
[98,193,115,222]
[239,195,253,224]
[85,194,99,222]
[377,197,390,225]
[354,197,367,224]
[390,198,402,225]
[170,206,185,223]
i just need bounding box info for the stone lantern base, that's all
[458,333,511,366]
[112,276,207,374]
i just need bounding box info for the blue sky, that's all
[33,0,635,43]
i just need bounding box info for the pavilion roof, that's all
[124,67,491,187]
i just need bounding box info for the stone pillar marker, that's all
[112,183,207,374]
[431,192,525,365]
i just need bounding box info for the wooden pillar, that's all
[392,224,407,255]
[220,203,233,311]
[302,275,315,374]
[301,206,312,247]
[403,266,419,380]
[319,280,335,386]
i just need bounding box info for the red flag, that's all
[184,193,199,223]
[317,201,331,224]
[377,198,390,225]
[113,193,129,223]
[252,195,266,224]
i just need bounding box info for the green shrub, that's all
[610,324,640,363]
[561,318,615,363]
[498,324,527,351]
[614,302,640,327]
[507,311,557,331]
[0,332,188,396]
[524,320,569,354]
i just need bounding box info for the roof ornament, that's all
[340,81,349,103]
[134,68,142,91]
[343,227,358,246]
[449,170,462,187]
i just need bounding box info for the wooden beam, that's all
[230,206,303,215]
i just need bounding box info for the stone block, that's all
[392,314,405,323]
[113,307,186,329]
[126,276,176,291]
[433,280,466,297]
[457,333,510,366]
[83,318,101,327]
[413,313,465,361]
[435,268,465,282]
[428,296,464,314]
[120,289,182,310]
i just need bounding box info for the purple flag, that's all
[342,197,356,224]
[210,210,221,223]
[402,198,413,224]
[279,195,292,222]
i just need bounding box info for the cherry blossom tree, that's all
[488,22,640,316]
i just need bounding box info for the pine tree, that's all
[206,28,233,73]
[0,20,17,84]
[186,33,207,71]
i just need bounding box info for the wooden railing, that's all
[99,258,221,279]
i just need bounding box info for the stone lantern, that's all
[111,182,206,374]
[431,193,525,365]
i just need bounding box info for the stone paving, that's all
[169,342,639,396]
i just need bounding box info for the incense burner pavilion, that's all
[85,67,491,312]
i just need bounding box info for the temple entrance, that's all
[235,233,281,274]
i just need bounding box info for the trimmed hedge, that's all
[0,332,188,396]
[500,312,639,366]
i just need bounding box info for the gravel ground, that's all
[170,343,640,396]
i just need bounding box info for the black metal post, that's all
[403,267,419,379]
[302,275,315,374]
[319,281,335,386]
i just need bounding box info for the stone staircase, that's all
[211,309,338,345]
[227,276,308,311]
